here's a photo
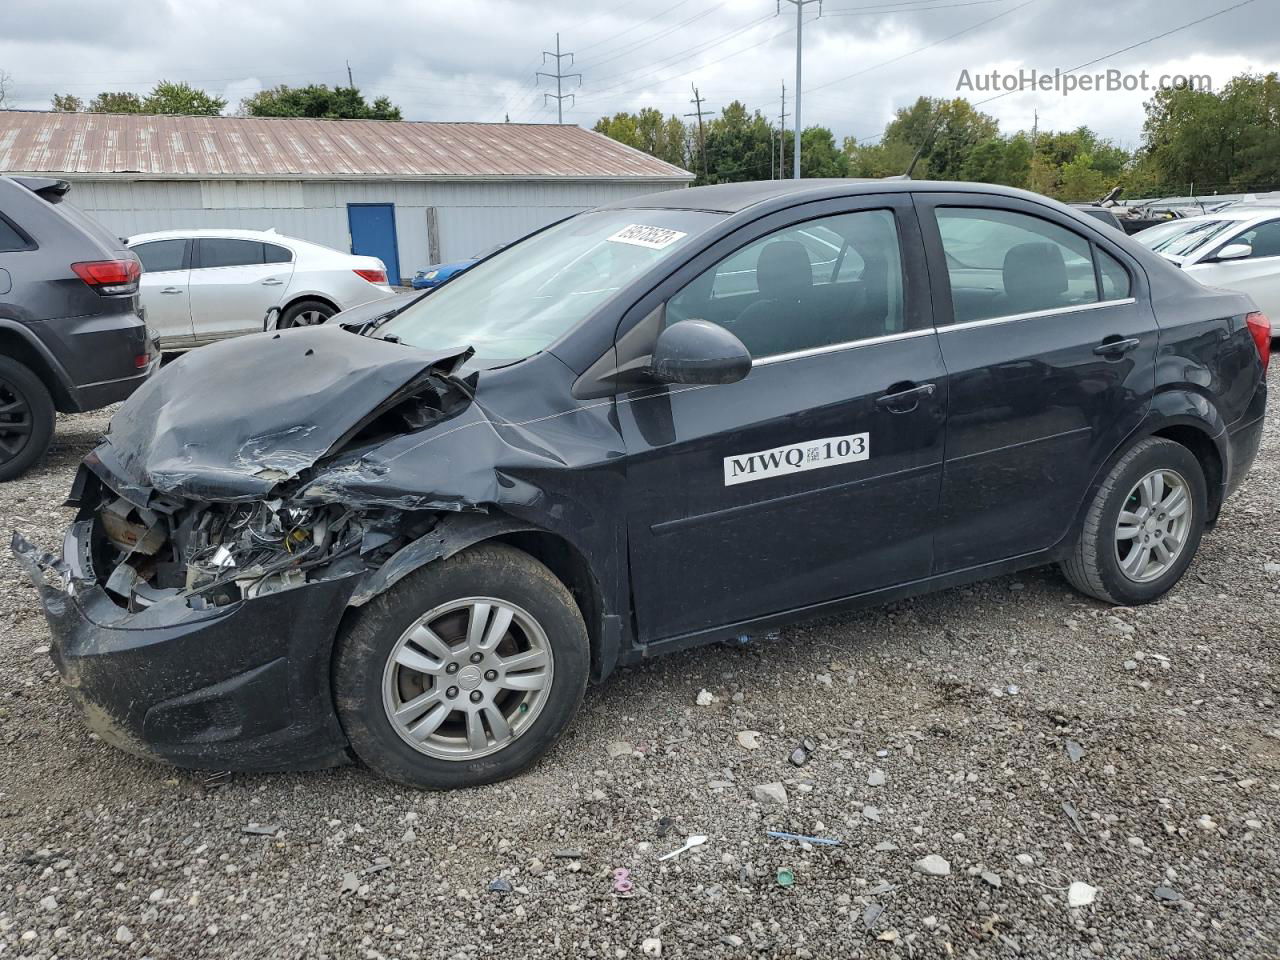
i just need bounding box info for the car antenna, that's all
[901,109,947,180]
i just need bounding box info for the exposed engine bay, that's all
[87,493,413,611]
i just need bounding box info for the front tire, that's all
[334,543,589,789]
[1060,437,1207,605]
[0,357,55,483]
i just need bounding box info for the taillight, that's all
[72,259,140,296]
[1246,311,1271,373]
[354,268,388,285]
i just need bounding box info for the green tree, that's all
[699,101,776,183]
[87,91,145,113]
[960,134,1031,187]
[241,84,401,120]
[799,126,848,179]
[593,108,688,168]
[51,93,84,112]
[142,81,226,116]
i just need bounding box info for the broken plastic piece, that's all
[776,868,795,887]
[657,834,707,861]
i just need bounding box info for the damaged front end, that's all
[12,326,485,771]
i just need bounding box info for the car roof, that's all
[1167,206,1280,224]
[128,227,295,243]
[600,178,1066,214]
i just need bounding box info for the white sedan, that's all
[128,228,397,350]
[1133,207,1280,320]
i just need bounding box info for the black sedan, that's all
[13,179,1269,789]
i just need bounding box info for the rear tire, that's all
[334,543,589,789]
[1060,437,1207,605]
[277,299,336,329]
[0,357,55,483]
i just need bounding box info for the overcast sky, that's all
[0,0,1273,150]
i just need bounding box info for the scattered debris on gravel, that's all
[1,376,1279,958]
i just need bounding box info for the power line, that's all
[575,0,695,56]
[808,0,1037,98]
[537,33,582,124]
[577,2,729,71]
[823,0,1013,14]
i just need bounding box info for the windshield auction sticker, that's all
[724,433,869,486]
[606,224,689,250]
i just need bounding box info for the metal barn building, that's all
[0,111,692,284]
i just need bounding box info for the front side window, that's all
[196,238,266,269]
[936,208,1119,323]
[134,239,186,273]
[666,209,906,359]
[378,209,722,368]
[1230,219,1280,259]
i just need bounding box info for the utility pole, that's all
[684,84,709,179]
[537,33,581,125]
[1031,109,1038,151]
[346,60,354,88]
[779,0,821,179]
[778,81,788,180]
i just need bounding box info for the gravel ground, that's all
[1,376,1277,960]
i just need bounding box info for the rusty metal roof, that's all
[0,111,693,181]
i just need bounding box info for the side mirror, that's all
[1216,243,1252,262]
[649,319,752,386]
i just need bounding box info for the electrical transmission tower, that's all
[779,0,822,179]
[537,33,581,125]
[684,84,710,179]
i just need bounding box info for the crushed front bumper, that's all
[12,529,355,772]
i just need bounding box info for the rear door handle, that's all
[160,287,183,294]
[262,278,284,286]
[1093,336,1141,357]
[875,382,936,412]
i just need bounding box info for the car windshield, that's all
[379,209,723,366]
[1134,218,1238,258]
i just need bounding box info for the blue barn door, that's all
[347,203,401,285]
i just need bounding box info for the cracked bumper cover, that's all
[12,529,355,772]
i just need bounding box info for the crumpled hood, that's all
[92,326,470,503]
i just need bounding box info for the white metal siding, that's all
[64,177,684,279]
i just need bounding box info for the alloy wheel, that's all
[382,597,555,761]
[1114,468,1192,583]
[0,378,33,467]
[294,309,329,326]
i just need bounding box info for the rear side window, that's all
[0,214,33,252]
[134,239,187,273]
[666,209,906,359]
[1231,219,1280,259]
[196,238,266,269]
[935,208,1124,323]
[264,242,293,264]
[1097,248,1132,300]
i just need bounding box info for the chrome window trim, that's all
[751,327,936,366]
[939,297,1137,333]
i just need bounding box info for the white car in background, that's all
[127,228,396,350]
[1133,207,1280,321]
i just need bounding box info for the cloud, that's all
[0,0,1273,146]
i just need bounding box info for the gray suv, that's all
[0,176,155,480]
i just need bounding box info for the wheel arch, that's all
[1069,399,1228,544]
[282,293,340,317]
[0,322,73,410]
[349,511,620,682]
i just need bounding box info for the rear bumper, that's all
[25,308,156,412]
[1225,378,1266,502]
[11,529,353,772]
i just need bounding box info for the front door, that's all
[619,196,947,642]
[132,238,194,349]
[916,193,1158,572]
[189,237,294,342]
[1187,216,1280,319]
[348,204,401,285]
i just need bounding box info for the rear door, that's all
[189,238,294,342]
[619,194,948,642]
[916,193,1157,572]
[133,238,193,349]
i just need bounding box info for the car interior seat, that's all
[1002,241,1069,315]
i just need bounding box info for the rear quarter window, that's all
[0,213,33,252]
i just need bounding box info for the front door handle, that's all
[160,287,183,294]
[1093,336,1141,358]
[875,382,936,413]
[262,278,284,286]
